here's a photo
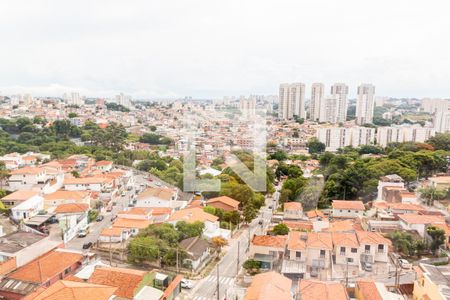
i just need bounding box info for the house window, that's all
[365,245,370,253]
[296,251,301,258]
[320,250,326,258]
[351,248,357,253]
[378,244,384,253]
[348,210,351,213]
[340,210,343,212]
[340,247,345,255]
[347,258,353,263]
[64,267,71,275]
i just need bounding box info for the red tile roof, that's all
[252,235,287,249]
[8,250,83,284]
[332,200,365,210]
[88,267,147,299]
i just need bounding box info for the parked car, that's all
[181,279,193,289]
[398,259,412,269]
[96,215,104,222]
[82,242,93,249]
[363,262,373,272]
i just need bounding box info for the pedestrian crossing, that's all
[204,275,234,285]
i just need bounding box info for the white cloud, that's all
[0,0,449,98]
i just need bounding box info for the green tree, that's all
[175,221,205,240]
[128,236,161,264]
[419,187,447,206]
[307,137,325,154]
[427,133,450,151]
[272,223,289,235]
[427,226,445,254]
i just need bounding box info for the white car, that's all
[181,279,194,289]
[398,259,412,269]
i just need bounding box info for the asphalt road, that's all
[189,198,275,300]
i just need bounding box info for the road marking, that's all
[204,276,234,285]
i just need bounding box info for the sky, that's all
[0,0,449,99]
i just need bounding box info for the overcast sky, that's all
[0,0,449,99]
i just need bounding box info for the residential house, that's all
[22,280,117,300]
[305,232,333,273]
[117,207,153,220]
[356,231,391,264]
[11,194,44,221]
[298,280,349,300]
[112,218,152,236]
[8,167,49,190]
[63,176,113,193]
[95,160,113,172]
[168,207,230,240]
[54,203,89,243]
[0,249,85,300]
[0,231,62,274]
[283,202,303,220]
[1,190,41,207]
[205,196,240,212]
[283,231,307,279]
[332,200,365,219]
[88,267,152,300]
[398,214,446,237]
[98,227,131,244]
[135,187,182,210]
[429,176,450,191]
[377,174,404,201]
[250,235,287,270]
[413,263,450,300]
[355,279,403,300]
[244,271,292,300]
[43,190,91,209]
[332,232,360,267]
[179,237,210,271]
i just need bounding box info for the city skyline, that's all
[1,0,450,98]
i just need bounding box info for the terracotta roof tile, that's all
[356,231,391,245]
[306,232,333,250]
[332,200,365,210]
[299,280,348,300]
[112,218,152,229]
[23,280,117,300]
[244,271,291,300]
[206,196,240,209]
[169,207,218,223]
[88,267,147,299]
[252,235,287,249]
[8,250,83,284]
[332,232,359,248]
[54,203,89,214]
[287,231,307,250]
[356,279,383,300]
[284,202,303,211]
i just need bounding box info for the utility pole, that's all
[237,241,240,275]
[109,236,112,266]
[176,248,179,273]
[345,259,349,287]
[216,264,220,300]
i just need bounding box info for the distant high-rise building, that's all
[331,83,349,123]
[356,84,375,125]
[239,97,256,117]
[278,83,305,120]
[115,93,132,108]
[421,98,450,133]
[66,92,83,106]
[321,96,338,123]
[316,126,375,151]
[310,83,324,121]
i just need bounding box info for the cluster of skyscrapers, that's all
[278,83,375,125]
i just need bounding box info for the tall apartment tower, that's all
[278,83,305,120]
[66,92,82,106]
[331,83,349,123]
[310,83,324,121]
[278,84,292,120]
[356,84,375,125]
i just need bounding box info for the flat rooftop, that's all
[0,231,46,253]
